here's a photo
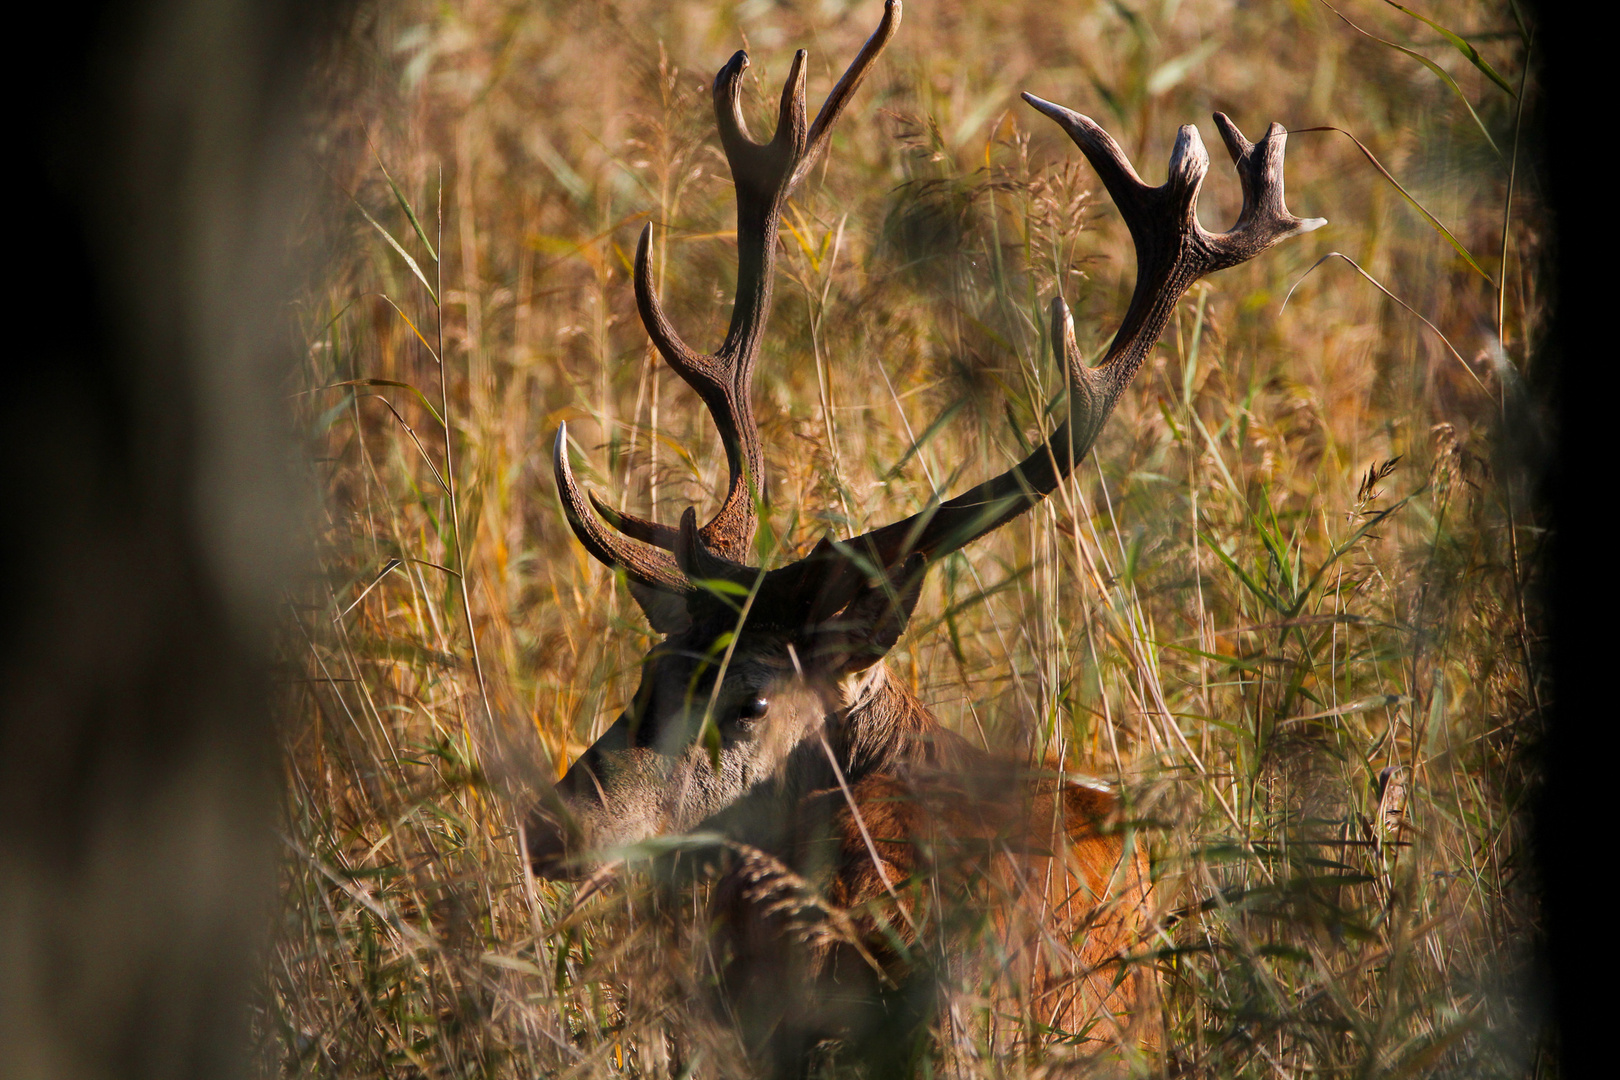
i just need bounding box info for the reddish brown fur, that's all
[708,672,1158,1065]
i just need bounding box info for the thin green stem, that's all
[436,165,494,727]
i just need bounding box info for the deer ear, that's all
[807,555,926,674]
[627,579,692,635]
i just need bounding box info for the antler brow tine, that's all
[552,424,688,595]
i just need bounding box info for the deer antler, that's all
[804,95,1325,584]
[556,9,1322,633]
[554,0,902,600]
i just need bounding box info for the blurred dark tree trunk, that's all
[1,2,344,1077]
[1535,4,1604,1080]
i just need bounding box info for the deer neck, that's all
[832,663,950,780]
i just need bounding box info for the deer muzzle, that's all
[526,735,681,881]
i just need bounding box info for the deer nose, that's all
[527,749,613,880]
[526,805,583,881]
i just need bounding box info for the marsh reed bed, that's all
[266,1,1546,1075]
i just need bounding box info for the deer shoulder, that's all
[711,670,1160,1054]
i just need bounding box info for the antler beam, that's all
[554,0,902,597]
[816,94,1324,578]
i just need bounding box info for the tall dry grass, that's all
[265,1,1546,1075]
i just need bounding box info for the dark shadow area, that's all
[3,2,348,1076]
[1534,5,1605,1080]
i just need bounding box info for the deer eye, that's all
[735,696,769,723]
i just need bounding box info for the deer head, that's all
[526,0,1322,880]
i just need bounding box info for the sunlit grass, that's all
[263,1,1544,1076]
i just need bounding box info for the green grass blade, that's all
[1382,0,1516,95]
[1292,126,1494,284]
[321,378,447,429]
[1145,39,1220,96]
[374,294,443,366]
[884,398,965,481]
[351,194,439,304]
[1189,410,1242,497]
[1197,529,1286,613]
[1296,490,1420,604]
[1321,2,1500,155]
[375,153,439,263]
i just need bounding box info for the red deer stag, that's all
[526,0,1322,1070]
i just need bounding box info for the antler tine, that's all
[796,95,1321,578]
[628,223,762,564]
[1209,112,1327,269]
[674,507,761,586]
[588,486,679,550]
[585,2,902,573]
[553,424,688,595]
[794,0,903,190]
[1020,95,1212,389]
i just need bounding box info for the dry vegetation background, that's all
[269,0,1547,1075]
